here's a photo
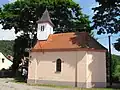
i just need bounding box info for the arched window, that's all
[56,59,61,72]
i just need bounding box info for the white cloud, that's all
[0,25,16,40]
[74,0,80,3]
[0,24,25,40]
[90,2,99,9]
[8,0,16,3]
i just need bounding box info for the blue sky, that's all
[74,0,120,55]
[0,0,120,55]
[0,0,16,40]
[0,0,8,7]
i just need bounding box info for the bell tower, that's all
[37,9,54,40]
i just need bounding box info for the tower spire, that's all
[37,9,54,27]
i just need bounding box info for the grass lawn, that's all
[75,88,112,90]
[74,88,113,90]
[28,84,115,90]
[12,78,118,90]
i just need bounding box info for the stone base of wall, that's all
[27,79,106,88]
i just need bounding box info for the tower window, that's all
[2,58,4,63]
[41,26,44,31]
[56,59,61,72]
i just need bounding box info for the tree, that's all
[114,38,120,51]
[12,33,37,74]
[93,0,120,86]
[0,0,91,75]
[0,40,14,56]
[0,0,91,34]
[93,0,120,51]
[92,0,120,34]
[112,54,120,81]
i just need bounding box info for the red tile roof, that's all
[32,32,107,52]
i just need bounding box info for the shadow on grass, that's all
[111,83,120,89]
[13,71,26,83]
[14,76,25,83]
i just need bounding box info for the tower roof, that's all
[37,9,54,27]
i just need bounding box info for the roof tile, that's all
[32,32,106,52]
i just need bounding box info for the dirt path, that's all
[0,78,66,90]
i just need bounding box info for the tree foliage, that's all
[93,0,120,52]
[112,54,120,81]
[0,40,14,56]
[92,0,120,34]
[0,0,91,34]
[12,34,36,73]
[114,38,120,51]
[0,0,92,74]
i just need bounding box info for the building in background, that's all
[0,52,13,70]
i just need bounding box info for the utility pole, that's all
[108,35,112,87]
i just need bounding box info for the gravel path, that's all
[0,78,67,90]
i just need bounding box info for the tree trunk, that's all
[12,57,20,77]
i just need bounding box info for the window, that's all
[2,58,4,63]
[41,25,44,31]
[56,59,61,72]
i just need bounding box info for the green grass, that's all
[78,88,112,90]
[28,83,73,88]
[10,76,26,84]
[11,77,117,90]
[28,84,114,90]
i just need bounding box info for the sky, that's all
[0,0,16,40]
[0,0,120,55]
